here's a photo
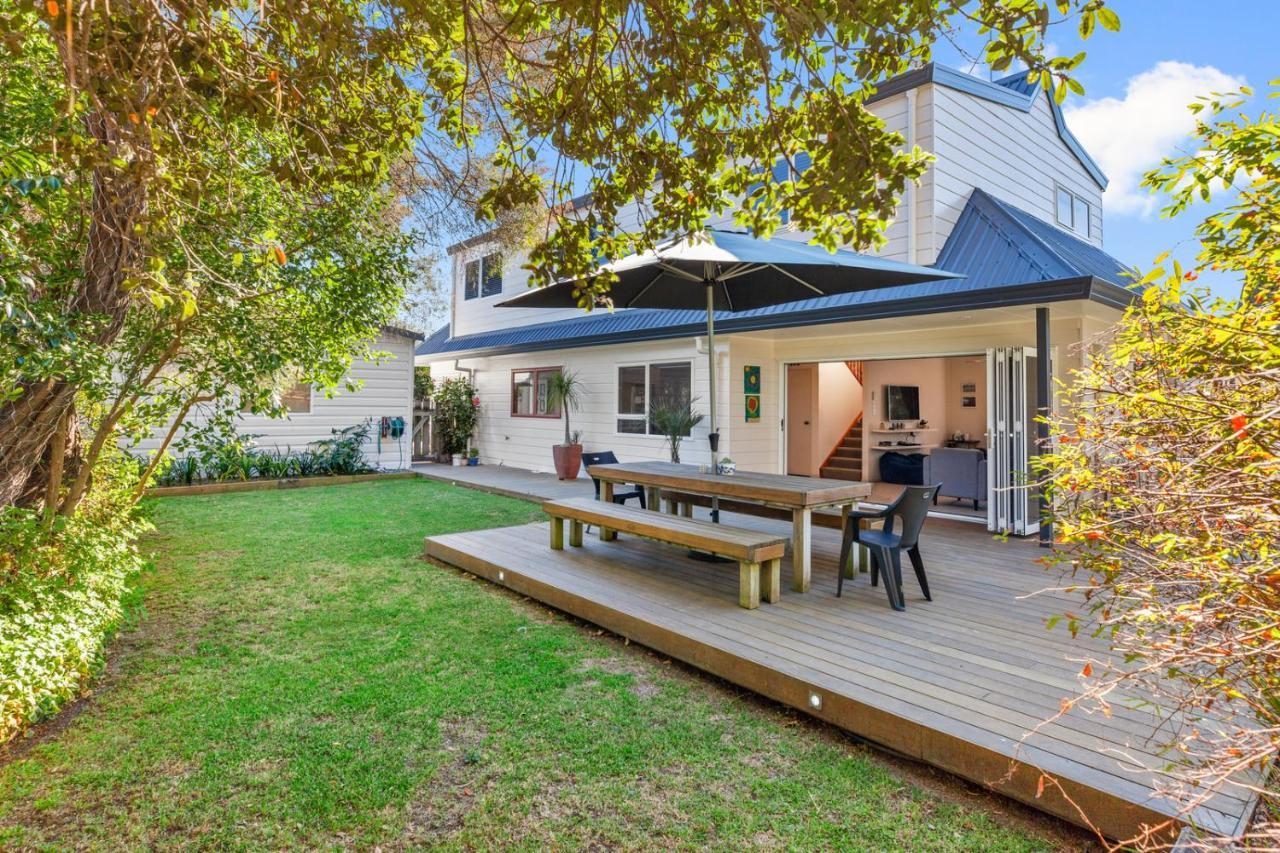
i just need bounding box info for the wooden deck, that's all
[423,514,1254,841]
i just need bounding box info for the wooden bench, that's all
[541,497,788,609]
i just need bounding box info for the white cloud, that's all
[1063,61,1245,216]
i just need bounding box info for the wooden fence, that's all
[412,408,436,460]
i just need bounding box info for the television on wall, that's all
[884,384,920,421]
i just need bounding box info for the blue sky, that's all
[936,1,1272,299]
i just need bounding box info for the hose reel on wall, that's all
[377,416,407,468]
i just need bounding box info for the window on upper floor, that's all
[1055,186,1092,238]
[746,152,812,228]
[463,252,504,300]
[511,367,561,418]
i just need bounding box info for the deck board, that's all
[423,516,1254,840]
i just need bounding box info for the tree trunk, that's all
[0,111,145,509]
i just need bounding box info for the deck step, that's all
[820,466,863,481]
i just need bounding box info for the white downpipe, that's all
[905,88,918,265]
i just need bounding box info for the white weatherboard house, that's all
[134,326,422,471]
[419,65,1136,536]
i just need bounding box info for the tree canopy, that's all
[2,0,1114,511]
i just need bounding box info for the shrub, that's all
[414,366,434,409]
[434,376,479,455]
[0,454,147,743]
[143,421,375,486]
[309,421,374,475]
[1040,84,1280,848]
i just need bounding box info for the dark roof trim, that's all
[381,324,425,341]
[870,64,1031,111]
[421,276,1134,360]
[1045,95,1109,190]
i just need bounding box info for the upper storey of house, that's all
[442,64,1110,340]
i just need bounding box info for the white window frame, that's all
[614,360,694,437]
[1054,185,1092,238]
[463,252,503,301]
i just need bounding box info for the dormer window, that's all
[464,252,503,300]
[1055,186,1092,238]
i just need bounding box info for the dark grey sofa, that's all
[922,447,987,509]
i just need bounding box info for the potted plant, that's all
[546,370,583,479]
[434,376,480,467]
[717,456,736,475]
[649,395,704,464]
[467,447,479,466]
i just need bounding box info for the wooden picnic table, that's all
[587,461,872,593]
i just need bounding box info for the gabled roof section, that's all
[991,71,1109,190]
[935,188,1133,289]
[418,189,1136,360]
[872,66,1106,190]
[939,188,1133,288]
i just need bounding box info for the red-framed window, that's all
[511,367,562,418]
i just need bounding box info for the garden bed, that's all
[144,470,417,498]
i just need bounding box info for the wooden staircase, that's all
[820,413,863,481]
[819,361,865,481]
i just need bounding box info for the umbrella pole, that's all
[706,280,720,524]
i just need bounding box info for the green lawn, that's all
[0,479,1080,850]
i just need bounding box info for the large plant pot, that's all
[552,443,583,480]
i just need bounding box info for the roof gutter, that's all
[422,276,1137,360]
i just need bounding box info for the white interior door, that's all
[986,348,1039,535]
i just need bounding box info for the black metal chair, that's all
[836,484,940,611]
[581,451,646,509]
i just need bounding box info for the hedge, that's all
[0,475,146,743]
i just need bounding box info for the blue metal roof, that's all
[417,190,1135,359]
[936,188,1134,289]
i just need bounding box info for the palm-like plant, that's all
[649,394,704,464]
[546,370,583,446]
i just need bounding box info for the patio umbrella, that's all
[499,229,961,514]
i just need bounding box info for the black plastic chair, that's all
[836,484,940,611]
[581,451,646,509]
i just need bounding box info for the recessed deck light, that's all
[498,570,505,581]
[809,692,822,711]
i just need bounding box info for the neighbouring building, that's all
[133,325,422,471]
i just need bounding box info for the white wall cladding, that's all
[130,331,417,470]
[431,337,722,475]
[928,85,1104,260]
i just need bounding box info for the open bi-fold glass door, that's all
[986,347,1041,535]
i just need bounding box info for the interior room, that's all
[785,355,988,521]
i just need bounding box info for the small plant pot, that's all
[467,456,479,466]
[451,454,466,467]
[717,461,736,475]
[552,443,583,480]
